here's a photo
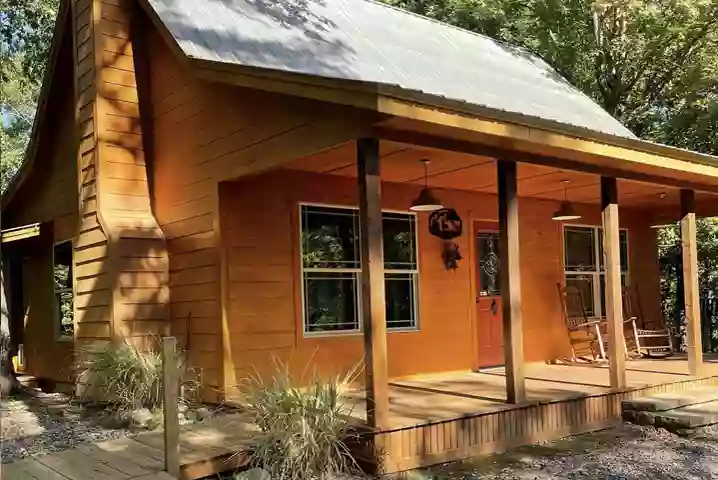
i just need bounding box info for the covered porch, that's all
[257,128,718,471]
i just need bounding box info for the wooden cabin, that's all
[4,0,718,472]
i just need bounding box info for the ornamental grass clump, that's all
[241,363,363,480]
[77,340,198,416]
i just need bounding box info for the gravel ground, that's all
[417,423,718,480]
[0,388,133,463]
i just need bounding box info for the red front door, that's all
[475,224,504,368]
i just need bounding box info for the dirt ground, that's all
[0,388,131,463]
[412,423,718,480]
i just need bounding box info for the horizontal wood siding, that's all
[145,24,375,399]
[92,0,169,346]
[71,0,113,347]
[218,169,662,399]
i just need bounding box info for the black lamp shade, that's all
[410,187,443,212]
[551,201,582,221]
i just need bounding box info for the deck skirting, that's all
[375,375,718,472]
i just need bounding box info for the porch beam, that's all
[681,189,703,375]
[601,176,626,389]
[374,128,716,192]
[357,137,390,429]
[497,159,526,403]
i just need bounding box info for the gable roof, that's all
[144,0,635,139]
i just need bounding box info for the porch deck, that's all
[348,355,718,471]
[4,357,717,478]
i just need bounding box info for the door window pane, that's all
[478,232,501,296]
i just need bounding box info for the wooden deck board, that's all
[2,458,70,480]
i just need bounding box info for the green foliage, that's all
[388,0,718,155]
[0,0,59,192]
[658,219,718,330]
[240,363,364,480]
[77,341,198,415]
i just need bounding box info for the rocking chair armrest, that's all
[569,319,604,330]
[623,316,638,325]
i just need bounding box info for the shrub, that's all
[241,363,363,480]
[77,340,199,415]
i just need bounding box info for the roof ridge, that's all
[362,0,550,67]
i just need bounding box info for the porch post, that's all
[681,189,703,375]
[357,138,390,429]
[497,160,526,403]
[601,176,626,389]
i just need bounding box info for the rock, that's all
[196,406,213,421]
[130,408,154,428]
[234,468,271,480]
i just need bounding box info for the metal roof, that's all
[146,0,635,138]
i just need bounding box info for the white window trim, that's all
[53,239,74,342]
[299,202,420,337]
[562,224,629,319]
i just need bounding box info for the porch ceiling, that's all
[283,141,718,218]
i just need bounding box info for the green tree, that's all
[1,0,60,191]
[388,0,718,155]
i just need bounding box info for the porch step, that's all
[622,387,718,433]
[623,386,718,412]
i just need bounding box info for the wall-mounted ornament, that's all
[429,208,463,240]
[442,242,462,270]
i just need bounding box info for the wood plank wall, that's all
[71,0,169,351]
[144,24,376,399]
[217,170,662,394]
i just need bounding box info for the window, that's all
[53,241,74,340]
[563,226,628,318]
[477,232,501,296]
[300,205,418,334]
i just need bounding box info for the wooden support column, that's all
[681,189,703,375]
[497,160,526,403]
[357,138,390,429]
[601,177,626,389]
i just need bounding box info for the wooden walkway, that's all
[1,415,254,480]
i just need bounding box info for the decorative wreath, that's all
[428,208,463,240]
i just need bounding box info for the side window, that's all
[53,241,74,340]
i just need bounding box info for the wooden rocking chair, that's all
[622,286,674,358]
[558,284,606,361]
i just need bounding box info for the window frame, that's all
[299,202,420,337]
[562,224,629,319]
[52,239,75,342]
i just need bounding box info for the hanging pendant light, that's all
[552,180,582,221]
[410,159,443,212]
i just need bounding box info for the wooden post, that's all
[162,336,180,478]
[357,138,390,429]
[681,189,703,375]
[497,160,526,403]
[601,177,626,389]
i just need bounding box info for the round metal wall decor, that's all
[429,208,463,240]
